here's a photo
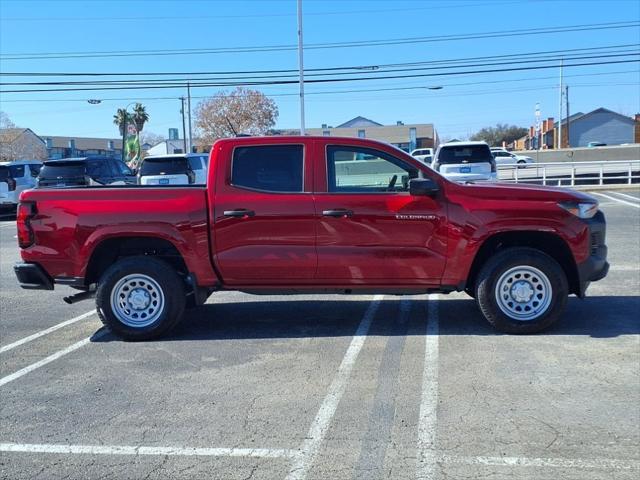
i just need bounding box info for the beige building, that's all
[273,116,438,152]
[0,128,47,162]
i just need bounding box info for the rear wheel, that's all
[475,247,568,334]
[96,256,185,340]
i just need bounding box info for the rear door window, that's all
[188,156,204,170]
[232,145,303,193]
[140,157,189,176]
[8,165,25,178]
[87,160,113,178]
[437,145,493,164]
[0,166,10,180]
[28,164,42,177]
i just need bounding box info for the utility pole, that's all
[187,82,193,153]
[297,0,306,135]
[180,97,187,154]
[558,59,563,149]
[565,85,570,148]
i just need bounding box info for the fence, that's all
[497,160,640,187]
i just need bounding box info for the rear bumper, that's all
[576,210,609,296]
[14,262,54,290]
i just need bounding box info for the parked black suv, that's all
[37,157,136,188]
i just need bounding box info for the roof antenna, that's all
[225,117,238,137]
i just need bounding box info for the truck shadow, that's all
[94,294,640,342]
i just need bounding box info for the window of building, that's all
[326,146,418,193]
[357,130,366,138]
[232,145,303,193]
[323,130,330,136]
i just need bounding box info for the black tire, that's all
[96,256,186,341]
[475,247,568,334]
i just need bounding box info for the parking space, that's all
[0,189,638,479]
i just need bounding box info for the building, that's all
[42,136,123,159]
[146,139,189,156]
[272,116,438,152]
[518,108,639,149]
[559,108,638,148]
[0,128,47,161]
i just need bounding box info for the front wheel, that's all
[475,247,568,334]
[96,256,186,340]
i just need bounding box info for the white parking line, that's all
[606,191,640,203]
[0,310,95,354]
[285,295,383,480]
[0,442,298,459]
[417,294,440,480]
[440,454,640,471]
[0,330,107,388]
[593,192,640,208]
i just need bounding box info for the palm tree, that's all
[113,108,132,136]
[132,103,149,134]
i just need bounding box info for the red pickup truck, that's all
[14,136,608,340]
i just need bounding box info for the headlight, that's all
[558,200,599,219]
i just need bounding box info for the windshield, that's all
[140,157,190,176]
[437,145,493,164]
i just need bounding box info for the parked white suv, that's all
[490,147,534,167]
[410,148,434,163]
[0,160,42,208]
[138,154,208,186]
[432,142,497,182]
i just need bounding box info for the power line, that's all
[1,21,637,60]
[2,58,638,94]
[3,43,636,77]
[4,51,638,87]
[2,69,637,103]
[0,1,525,22]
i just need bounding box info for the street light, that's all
[87,99,102,104]
[426,86,443,90]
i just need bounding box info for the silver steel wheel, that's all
[494,265,552,321]
[110,274,165,328]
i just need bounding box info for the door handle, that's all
[322,209,353,218]
[223,209,255,218]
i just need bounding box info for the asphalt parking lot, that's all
[0,189,638,480]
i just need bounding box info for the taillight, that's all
[17,201,36,248]
[7,178,16,191]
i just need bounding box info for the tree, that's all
[113,108,132,136]
[139,131,166,147]
[195,87,278,143]
[132,103,149,133]
[470,124,528,146]
[113,104,150,135]
[1,111,16,129]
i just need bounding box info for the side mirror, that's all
[409,178,439,197]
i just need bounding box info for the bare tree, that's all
[1,111,16,129]
[139,131,166,147]
[195,87,278,144]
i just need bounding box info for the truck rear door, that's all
[210,142,317,284]
[312,142,447,284]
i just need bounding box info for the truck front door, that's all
[313,144,447,285]
[211,142,317,284]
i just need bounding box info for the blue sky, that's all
[1,0,639,141]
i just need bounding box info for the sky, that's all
[0,0,639,141]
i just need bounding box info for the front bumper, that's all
[576,210,609,296]
[14,262,54,290]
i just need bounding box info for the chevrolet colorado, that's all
[14,136,608,340]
